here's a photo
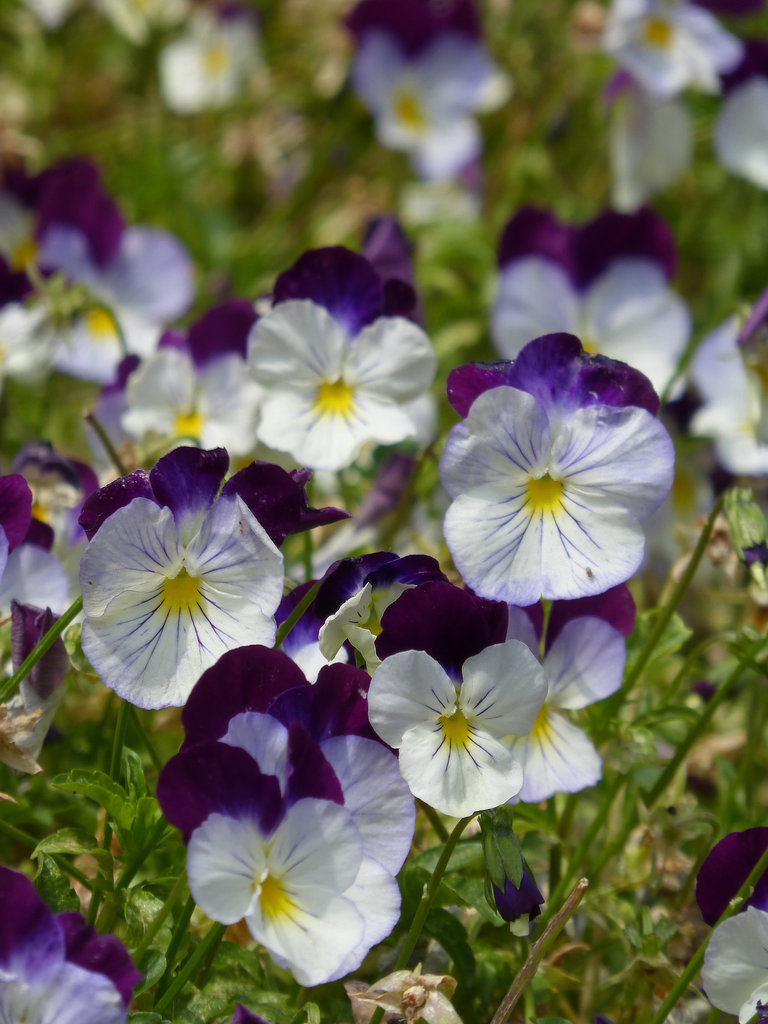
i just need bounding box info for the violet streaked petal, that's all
[223,461,348,548]
[148,446,229,530]
[157,741,283,842]
[0,473,33,552]
[78,470,153,540]
[573,208,677,287]
[181,645,309,749]
[696,827,768,925]
[188,298,258,367]
[268,663,375,741]
[285,721,344,807]
[57,913,140,1004]
[0,866,62,978]
[272,247,383,337]
[375,580,507,678]
[346,0,480,56]
[497,207,575,275]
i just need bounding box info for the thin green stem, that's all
[153,894,196,1002]
[84,411,128,477]
[153,921,226,1014]
[88,699,130,925]
[274,580,321,650]
[369,815,474,1024]
[489,878,589,1024]
[418,800,450,842]
[0,596,83,704]
[133,872,188,961]
[128,705,164,774]
[648,843,768,1024]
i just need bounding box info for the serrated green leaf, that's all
[32,827,97,857]
[52,768,134,831]
[33,854,81,913]
[124,888,171,948]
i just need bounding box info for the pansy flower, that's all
[0,866,140,1023]
[505,586,634,802]
[247,247,436,471]
[275,581,349,682]
[346,0,507,180]
[715,40,768,189]
[440,334,675,605]
[603,0,744,98]
[159,3,260,114]
[122,299,263,456]
[491,206,690,395]
[78,447,346,708]
[158,647,414,985]
[369,582,547,817]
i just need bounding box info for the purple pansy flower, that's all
[0,866,139,1023]
[491,206,690,394]
[440,334,675,605]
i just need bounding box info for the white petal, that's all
[222,711,289,786]
[368,649,457,749]
[248,299,347,387]
[122,348,195,439]
[491,258,580,360]
[544,617,625,709]
[0,544,69,616]
[187,812,268,923]
[702,907,768,1022]
[332,858,401,978]
[715,78,768,190]
[511,708,602,803]
[346,316,436,402]
[460,640,547,738]
[256,388,369,471]
[2,961,126,1024]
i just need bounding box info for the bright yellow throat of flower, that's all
[393,89,427,133]
[85,308,118,342]
[161,567,202,615]
[439,706,472,749]
[258,873,295,922]
[314,379,355,419]
[644,16,673,48]
[175,410,203,440]
[526,473,564,515]
[204,44,230,76]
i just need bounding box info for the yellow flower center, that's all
[438,706,472,749]
[393,88,428,133]
[530,703,552,742]
[161,567,202,614]
[204,44,230,76]
[314,379,355,419]
[84,308,118,341]
[10,237,37,271]
[526,473,564,515]
[258,873,295,922]
[643,16,673,48]
[175,410,203,440]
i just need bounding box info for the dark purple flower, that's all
[696,0,765,15]
[232,1006,274,1024]
[0,254,32,303]
[186,298,258,367]
[314,551,445,621]
[361,216,419,322]
[492,865,544,925]
[721,38,768,91]
[696,827,768,925]
[11,603,69,701]
[347,0,480,56]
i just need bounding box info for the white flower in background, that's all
[0,304,57,395]
[22,0,79,27]
[159,6,260,114]
[714,42,768,190]
[603,0,743,98]
[702,906,768,1022]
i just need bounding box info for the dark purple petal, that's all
[223,462,348,548]
[572,208,677,287]
[0,474,33,552]
[506,333,660,415]
[694,0,764,14]
[722,38,768,91]
[696,827,768,925]
[446,360,519,418]
[366,553,446,590]
[602,69,634,107]
[267,663,376,742]
[276,581,325,657]
[354,455,416,529]
[0,866,63,977]
[545,585,636,645]
[492,866,544,923]
[0,254,32,303]
[744,543,768,564]
[594,1017,616,1024]
[181,646,309,750]
[376,581,507,679]
[187,298,258,367]
[78,470,154,541]
[35,159,124,269]
[381,277,418,320]
[149,447,229,525]
[57,913,140,1004]
[25,518,54,550]
[738,281,768,346]
[232,1005,273,1024]
[314,552,398,619]
[284,722,344,807]
[11,603,69,701]
[272,247,383,337]
[347,0,480,56]
[157,741,283,842]
[158,329,188,353]
[362,216,414,286]
[2,165,39,207]
[498,207,575,275]
[103,354,141,395]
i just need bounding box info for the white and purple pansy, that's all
[440,334,675,605]
[77,447,347,708]
[715,40,768,189]
[698,829,768,1021]
[346,0,506,181]
[0,473,34,586]
[0,865,140,1024]
[314,550,446,670]
[369,581,548,817]
[0,517,69,617]
[505,585,634,802]
[491,206,690,395]
[247,247,436,472]
[158,646,414,986]
[122,298,263,456]
[276,581,350,682]
[603,0,744,99]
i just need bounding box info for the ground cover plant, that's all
[2,0,768,1022]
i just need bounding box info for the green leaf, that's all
[128,1014,173,1024]
[409,837,485,874]
[133,948,166,995]
[439,875,505,926]
[32,826,97,857]
[33,854,81,913]
[52,768,135,831]
[123,747,149,800]
[123,888,172,948]
[625,611,692,676]
[424,907,476,989]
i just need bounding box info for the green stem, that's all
[648,843,768,1024]
[84,411,128,477]
[369,815,474,1024]
[274,579,321,650]
[0,818,94,891]
[418,800,450,842]
[152,894,195,1001]
[88,699,130,925]
[128,705,163,774]
[489,878,589,1024]
[153,921,226,1014]
[0,596,83,704]
[133,872,188,961]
